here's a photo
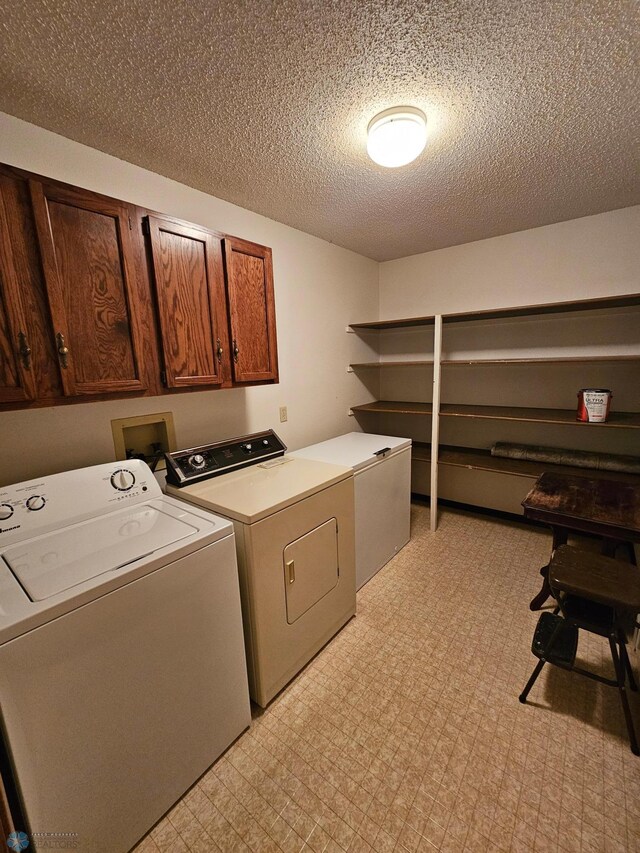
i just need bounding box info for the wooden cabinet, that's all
[0,161,279,411]
[224,237,278,383]
[0,177,37,402]
[29,180,148,396]
[146,215,229,387]
[146,222,278,388]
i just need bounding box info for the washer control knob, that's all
[0,503,14,521]
[262,439,269,446]
[110,469,136,491]
[189,454,206,469]
[26,495,46,511]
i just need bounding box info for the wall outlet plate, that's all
[279,406,288,423]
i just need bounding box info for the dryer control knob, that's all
[0,503,14,521]
[26,495,46,511]
[110,469,136,491]
[189,454,206,469]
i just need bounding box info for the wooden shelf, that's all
[440,403,640,428]
[442,293,640,324]
[351,355,640,369]
[351,400,640,428]
[349,360,434,368]
[412,443,431,463]
[412,442,640,484]
[349,315,435,330]
[351,400,433,416]
[349,294,640,331]
[441,355,640,366]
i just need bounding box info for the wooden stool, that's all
[519,544,640,755]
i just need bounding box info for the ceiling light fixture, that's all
[367,106,427,168]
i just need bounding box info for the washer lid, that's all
[4,504,198,601]
[291,432,411,472]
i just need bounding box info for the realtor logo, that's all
[6,833,29,851]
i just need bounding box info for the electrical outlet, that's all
[279,406,288,423]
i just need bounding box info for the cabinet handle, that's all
[17,331,32,370]
[216,338,223,363]
[232,339,239,363]
[286,560,295,584]
[56,332,69,368]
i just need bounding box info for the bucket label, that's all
[578,390,611,423]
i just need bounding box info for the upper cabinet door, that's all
[29,180,147,396]
[0,179,37,402]
[146,215,228,387]
[224,237,278,383]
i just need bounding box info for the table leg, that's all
[529,527,568,611]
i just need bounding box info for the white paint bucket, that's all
[576,388,612,423]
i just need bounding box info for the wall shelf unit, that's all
[348,293,640,530]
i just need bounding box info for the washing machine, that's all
[0,460,250,853]
[165,430,356,707]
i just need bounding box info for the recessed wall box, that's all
[111,412,177,471]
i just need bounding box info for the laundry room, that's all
[0,2,639,852]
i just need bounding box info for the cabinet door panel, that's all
[29,181,146,396]
[224,237,278,383]
[0,182,37,402]
[1,174,62,399]
[147,216,227,387]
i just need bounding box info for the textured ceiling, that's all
[0,0,638,261]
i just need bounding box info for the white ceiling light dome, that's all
[367,106,427,168]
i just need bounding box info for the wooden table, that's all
[522,472,640,610]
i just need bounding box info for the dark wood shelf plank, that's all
[351,400,433,416]
[439,403,640,428]
[348,293,640,331]
[412,443,431,463]
[349,315,435,330]
[351,400,640,428]
[351,355,640,369]
[349,360,434,368]
[442,293,640,324]
[411,442,640,485]
[441,355,640,366]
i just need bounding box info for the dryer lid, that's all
[3,505,198,601]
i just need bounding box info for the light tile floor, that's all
[134,504,640,853]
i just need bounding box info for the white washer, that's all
[0,460,250,853]
[291,433,411,589]
[165,431,356,708]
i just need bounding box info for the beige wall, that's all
[379,206,640,318]
[0,113,379,485]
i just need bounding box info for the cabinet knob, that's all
[216,338,223,363]
[56,332,70,368]
[232,339,239,363]
[18,331,32,370]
